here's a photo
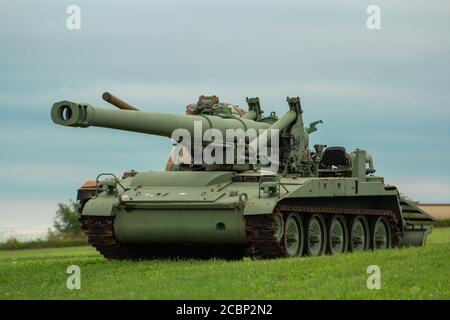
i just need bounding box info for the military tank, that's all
[51,93,434,260]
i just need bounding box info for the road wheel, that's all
[327,215,348,255]
[349,216,369,252]
[305,214,327,256]
[371,216,392,249]
[283,213,304,257]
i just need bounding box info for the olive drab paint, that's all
[51,93,434,260]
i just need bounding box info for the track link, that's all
[82,216,138,260]
[245,214,286,259]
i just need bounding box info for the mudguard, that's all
[82,194,118,216]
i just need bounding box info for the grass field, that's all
[0,228,449,300]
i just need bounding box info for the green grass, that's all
[1,228,449,300]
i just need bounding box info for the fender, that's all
[82,194,118,217]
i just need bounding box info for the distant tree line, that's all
[48,200,84,239]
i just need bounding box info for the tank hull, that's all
[79,171,434,260]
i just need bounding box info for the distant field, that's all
[0,228,449,300]
[0,238,88,251]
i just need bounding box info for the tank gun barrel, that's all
[51,100,273,139]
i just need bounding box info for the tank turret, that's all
[51,95,315,174]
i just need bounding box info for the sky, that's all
[0,0,449,241]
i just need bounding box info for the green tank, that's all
[51,93,434,260]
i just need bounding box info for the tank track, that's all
[245,203,401,259]
[82,204,401,260]
[81,216,139,260]
[245,214,286,259]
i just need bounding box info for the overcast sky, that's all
[0,0,449,240]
